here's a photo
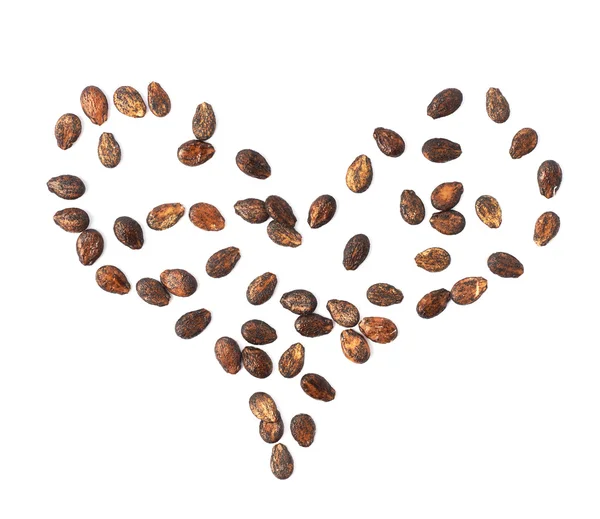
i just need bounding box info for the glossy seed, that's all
[300,373,336,402]
[241,319,277,345]
[247,272,278,305]
[206,246,240,278]
[367,283,404,306]
[487,252,524,278]
[214,337,242,374]
[326,299,360,327]
[427,88,463,119]
[422,138,462,162]
[373,127,405,157]
[280,290,317,315]
[431,182,464,211]
[113,86,146,117]
[147,82,171,117]
[135,278,170,306]
[234,198,269,224]
[358,317,398,343]
[175,309,211,339]
[192,102,216,140]
[537,160,562,199]
[249,392,278,422]
[475,195,502,228]
[236,149,271,179]
[270,444,294,480]
[346,154,373,193]
[414,247,451,272]
[267,221,302,247]
[160,269,197,297]
[177,140,215,166]
[80,86,108,125]
[95,265,130,295]
[400,190,426,225]
[509,128,538,159]
[295,314,334,337]
[53,208,89,233]
[290,414,316,447]
[47,175,85,200]
[98,132,121,168]
[307,194,337,229]
[486,88,510,123]
[189,202,225,231]
[265,195,296,226]
[146,203,185,230]
[260,412,284,443]
[113,216,144,249]
[534,211,560,246]
[55,113,81,150]
[242,347,273,379]
[429,210,466,235]
[340,330,371,364]
[343,234,370,270]
[451,277,488,305]
[278,343,305,378]
[416,289,451,318]
[76,229,104,266]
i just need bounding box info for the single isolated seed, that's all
[414,247,451,272]
[416,289,451,318]
[340,330,371,364]
[80,86,108,125]
[53,208,89,233]
[136,277,170,306]
[76,229,104,266]
[260,412,284,444]
[400,190,426,225]
[242,346,273,379]
[189,202,225,231]
[290,414,316,447]
[55,113,81,150]
[358,317,398,344]
[367,283,404,306]
[98,132,121,168]
[422,138,462,163]
[175,309,211,339]
[192,102,216,140]
[206,246,240,278]
[147,82,171,117]
[270,444,294,480]
[234,198,269,224]
[177,140,215,166]
[509,128,538,159]
[346,154,373,193]
[113,86,146,118]
[451,277,488,305]
[427,88,463,119]
[307,194,337,228]
[249,392,278,422]
[236,149,271,179]
[241,319,277,345]
[265,195,296,226]
[537,160,562,199]
[47,175,85,200]
[278,343,305,378]
[300,373,336,402]
[247,272,278,305]
[475,195,502,228]
[214,337,242,374]
[487,252,524,278]
[486,87,510,123]
[326,299,360,327]
[280,290,317,315]
[113,216,144,249]
[267,221,302,247]
[294,314,334,338]
[431,182,464,211]
[429,210,466,235]
[373,127,405,157]
[343,234,370,270]
[146,203,185,230]
[160,269,198,297]
[95,265,130,295]
[534,211,560,246]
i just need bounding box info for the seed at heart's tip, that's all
[175,309,211,339]
[189,202,225,231]
[475,195,502,228]
[236,149,271,179]
[400,190,425,225]
[300,373,336,402]
[47,175,86,200]
[160,269,197,297]
[343,234,370,270]
[429,210,466,235]
[265,195,296,226]
[206,246,240,278]
[214,337,242,374]
[249,392,278,422]
[270,443,294,480]
[113,86,146,118]
[451,277,488,305]
[307,194,337,228]
[346,154,373,193]
[294,314,334,338]
[234,198,269,223]
[509,128,538,159]
[113,216,144,249]
[326,299,360,327]
[260,412,284,444]
[487,252,524,278]
[427,88,463,119]
[241,319,277,345]
[177,140,215,166]
[537,160,562,199]
[136,278,170,306]
[373,127,405,157]
[358,317,398,343]
[80,86,108,125]
[192,102,216,140]
[414,247,451,272]
[267,221,302,247]
[247,272,278,305]
[290,414,316,447]
[96,265,130,295]
[98,132,121,168]
[76,229,104,266]
[486,87,510,123]
[534,211,560,246]
[147,82,170,117]
[146,203,185,230]
[431,182,464,211]
[367,283,404,306]
[242,346,273,379]
[280,290,317,315]
[416,289,451,318]
[55,113,81,150]
[53,208,89,233]
[422,138,462,163]
[340,330,371,364]
[278,343,305,378]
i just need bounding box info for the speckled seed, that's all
[431,182,464,211]
[414,247,451,272]
[340,330,371,364]
[358,317,398,344]
[373,127,405,157]
[80,86,108,125]
[429,210,466,235]
[175,309,211,339]
[241,319,277,345]
[246,272,278,305]
[326,299,360,327]
[98,132,121,168]
[537,160,562,199]
[416,289,451,318]
[146,203,185,230]
[294,314,334,337]
[300,373,336,402]
[451,277,488,305]
[270,444,294,480]
[53,208,89,233]
[55,113,81,150]
[427,88,463,119]
[135,278,170,306]
[487,252,524,278]
[534,211,560,246]
[177,140,215,166]
[278,343,305,378]
[214,337,242,374]
[95,266,130,295]
[400,190,426,225]
[236,149,271,179]
[422,138,462,163]
[234,198,270,224]
[113,86,146,117]
[486,88,510,123]
[160,269,197,297]
[206,247,240,278]
[367,283,404,306]
[189,203,225,231]
[509,128,538,159]
[280,290,318,315]
[113,217,144,249]
[475,195,502,228]
[307,194,337,228]
[346,154,373,193]
[343,234,370,270]
[290,414,316,447]
[260,412,284,444]
[242,347,273,379]
[47,175,85,200]
[267,221,302,247]
[192,102,216,140]
[265,195,296,226]
[147,82,171,117]
[249,392,278,422]
[76,229,104,266]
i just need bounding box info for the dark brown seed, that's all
[534,211,561,246]
[80,86,108,125]
[451,277,488,305]
[416,289,452,318]
[346,154,373,193]
[509,128,538,159]
[431,182,464,211]
[247,272,278,305]
[160,269,198,297]
[260,412,284,444]
[422,138,462,163]
[113,216,144,249]
[280,290,317,315]
[249,392,278,422]
[270,444,294,480]
[236,149,271,179]
[95,265,130,295]
[290,414,316,447]
[537,160,562,199]
[429,210,466,235]
[278,343,305,378]
[265,195,296,226]
[475,195,502,228]
[486,87,510,123]
[146,203,185,230]
[76,229,104,266]
[136,278,170,306]
[373,127,405,157]
[192,102,216,140]
[487,252,524,278]
[55,113,81,150]
[267,221,302,247]
[242,346,273,379]
[234,198,269,224]
[47,175,85,200]
[358,317,398,344]
[367,283,404,306]
[206,246,241,278]
[177,140,215,166]
[326,299,360,327]
[427,88,463,119]
[300,373,336,402]
[414,247,451,273]
[189,202,225,231]
[241,319,277,345]
[307,194,337,228]
[175,309,211,339]
[53,208,89,233]
[340,330,371,364]
[147,82,171,117]
[215,337,242,374]
[343,234,370,270]
[295,314,334,338]
[400,190,426,225]
[113,86,146,118]
[98,132,121,168]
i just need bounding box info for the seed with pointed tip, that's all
[98,132,121,168]
[373,127,405,157]
[475,195,502,228]
[55,113,81,150]
[160,269,197,297]
[260,412,284,443]
[242,347,273,379]
[265,195,296,226]
[206,246,240,278]
[358,317,398,343]
[177,140,215,166]
[422,138,462,162]
[247,272,278,305]
[430,210,466,235]
[414,247,451,272]
[326,299,360,327]
[427,88,463,119]
[267,221,302,247]
[367,283,404,306]
[534,212,560,246]
[214,337,242,374]
[47,175,85,200]
[280,290,317,315]
[236,149,271,179]
[487,252,524,278]
[241,319,277,345]
[451,277,488,305]
[192,102,216,140]
[400,190,425,225]
[416,289,451,318]
[509,128,538,159]
[113,216,144,249]
[136,278,170,306]
[278,343,305,378]
[147,81,171,117]
[340,330,371,364]
[431,182,464,211]
[270,444,294,480]
[290,414,316,447]
[249,392,278,422]
[146,203,185,230]
[346,154,373,193]
[189,202,225,231]
[113,86,146,117]
[294,314,334,337]
[175,309,211,339]
[53,208,89,233]
[307,194,337,228]
[80,86,108,125]
[537,160,562,199]
[343,234,370,270]
[300,373,336,402]
[76,229,104,265]
[234,198,269,223]
[96,266,130,295]
[486,87,510,123]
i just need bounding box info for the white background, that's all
[1,1,599,518]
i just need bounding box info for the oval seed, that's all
[175,309,211,339]
[113,86,146,117]
[214,337,242,374]
[534,211,560,246]
[340,330,371,364]
[95,265,130,295]
[290,414,316,447]
[55,113,81,150]
[242,347,273,379]
[278,343,305,378]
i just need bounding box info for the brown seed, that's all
[400,190,426,225]
[537,160,562,199]
[295,314,334,338]
[358,317,398,344]
[270,444,294,480]
[475,195,502,228]
[242,347,273,379]
[95,265,130,295]
[427,88,463,119]
[53,208,89,233]
[340,330,371,364]
[147,82,171,117]
[422,138,462,163]
[414,247,451,273]
[98,132,121,168]
[113,86,146,118]
[280,290,317,315]
[192,102,216,140]
[429,210,466,235]
[76,229,104,266]
[486,87,510,123]
[249,392,278,422]
[135,278,170,306]
[260,412,284,444]
[160,269,198,297]
[416,289,452,318]
[189,203,225,231]
[509,128,538,159]
[373,127,405,157]
[431,182,464,211]
[367,283,404,306]
[177,140,215,166]
[206,246,241,278]
[265,195,296,226]
[487,252,524,278]
[343,234,370,270]
[346,154,373,193]
[236,149,271,179]
[300,373,336,402]
[214,337,242,374]
[54,113,81,150]
[113,216,144,249]
[307,194,337,229]
[47,175,85,200]
[278,343,305,378]
[451,277,488,305]
[267,221,302,248]
[80,86,108,125]
[241,319,277,345]
[534,211,560,246]
[234,198,269,224]
[175,309,211,339]
[146,203,185,230]
[290,414,316,447]
[247,272,278,305]
[326,299,360,327]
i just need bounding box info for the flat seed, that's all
[367,283,404,306]
[260,412,284,443]
[98,132,121,168]
[300,373,336,402]
[414,247,451,272]
[175,309,211,339]
[177,140,215,166]
[294,314,334,337]
[241,319,277,345]
[451,277,488,305]
[247,272,278,305]
[486,87,510,123]
[307,194,337,228]
[234,198,269,224]
[278,343,305,378]
[509,128,538,159]
[270,444,294,480]
[76,229,104,266]
[214,337,242,374]
[343,234,370,270]
[189,202,225,231]
[429,210,466,235]
[534,211,560,246]
[80,86,108,125]
[340,330,371,364]
[113,216,144,249]
[147,82,171,117]
[280,290,317,315]
[146,203,185,230]
[136,278,170,306]
[358,317,398,343]
[242,346,273,379]
[537,160,562,199]
[249,392,278,422]
[422,138,462,163]
[427,88,463,119]
[346,154,373,193]
[290,414,316,447]
[47,175,85,200]
[206,246,240,278]
[373,127,405,157]
[53,208,89,233]
[487,252,524,278]
[475,195,502,228]
[265,195,296,226]
[113,86,146,117]
[236,149,271,179]
[267,221,302,247]
[400,190,425,225]
[326,299,360,327]
[95,265,130,295]
[160,269,197,297]
[55,113,81,150]
[431,182,464,211]
[192,102,216,140]
[416,289,451,318]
